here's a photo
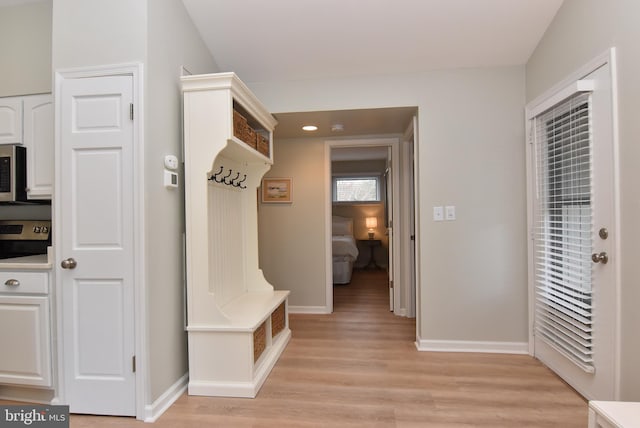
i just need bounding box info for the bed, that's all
[332,216,359,284]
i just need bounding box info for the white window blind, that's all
[533,91,595,373]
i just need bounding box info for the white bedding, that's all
[332,216,359,284]
[332,235,359,260]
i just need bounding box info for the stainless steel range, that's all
[0,220,51,259]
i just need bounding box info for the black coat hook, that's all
[221,168,233,184]
[234,174,247,189]
[208,165,224,182]
[228,172,241,186]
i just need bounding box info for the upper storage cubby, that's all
[181,72,275,166]
[232,100,271,158]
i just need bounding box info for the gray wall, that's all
[252,66,528,345]
[146,0,218,402]
[52,0,146,70]
[258,138,327,308]
[526,0,640,402]
[0,1,51,96]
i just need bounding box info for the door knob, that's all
[591,252,608,264]
[61,258,77,269]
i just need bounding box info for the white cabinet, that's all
[0,97,23,144]
[0,94,53,199]
[0,271,52,387]
[23,94,54,199]
[182,72,289,398]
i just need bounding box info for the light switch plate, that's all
[433,206,444,221]
[445,205,456,221]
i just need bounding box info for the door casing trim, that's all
[54,62,146,418]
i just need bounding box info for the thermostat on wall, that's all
[164,170,178,188]
[164,155,179,170]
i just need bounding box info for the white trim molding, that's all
[415,339,528,355]
[54,62,146,419]
[143,372,188,423]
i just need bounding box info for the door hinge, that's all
[132,355,136,373]
[130,103,134,120]
[389,280,394,289]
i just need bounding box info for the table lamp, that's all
[365,217,377,239]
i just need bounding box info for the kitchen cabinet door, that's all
[0,97,23,145]
[23,94,53,199]
[0,295,52,387]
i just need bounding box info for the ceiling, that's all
[182,0,563,83]
[273,107,416,139]
[181,0,563,140]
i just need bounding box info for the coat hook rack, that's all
[208,166,248,190]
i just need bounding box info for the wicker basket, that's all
[233,110,247,141]
[271,302,286,338]
[253,322,266,363]
[256,134,270,157]
[244,127,257,149]
[233,110,258,149]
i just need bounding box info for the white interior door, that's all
[528,58,618,400]
[58,75,136,415]
[386,148,394,311]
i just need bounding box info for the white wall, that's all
[526,0,640,402]
[146,0,218,402]
[251,66,528,345]
[0,1,51,96]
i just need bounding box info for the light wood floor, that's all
[38,269,590,426]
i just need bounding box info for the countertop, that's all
[0,253,52,270]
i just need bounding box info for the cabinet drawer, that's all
[0,272,48,294]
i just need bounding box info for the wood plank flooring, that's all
[23,269,590,426]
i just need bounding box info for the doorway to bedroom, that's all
[329,134,416,319]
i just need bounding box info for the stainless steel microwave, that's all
[0,145,27,203]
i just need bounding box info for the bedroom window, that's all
[332,176,381,202]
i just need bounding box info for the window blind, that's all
[533,91,595,373]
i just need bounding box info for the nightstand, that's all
[359,239,381,269]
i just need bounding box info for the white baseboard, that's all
[288,305,331,314]
[415,338,528,355]
[144,372,188,423]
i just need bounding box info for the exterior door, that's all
[58,75,136,415]
[527,58,617,400]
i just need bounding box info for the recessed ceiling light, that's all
[302,125,318,131]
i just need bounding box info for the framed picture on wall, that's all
[261,177,293,203]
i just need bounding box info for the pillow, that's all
[332,216,353,236]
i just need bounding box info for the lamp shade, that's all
[365,217,378,229]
